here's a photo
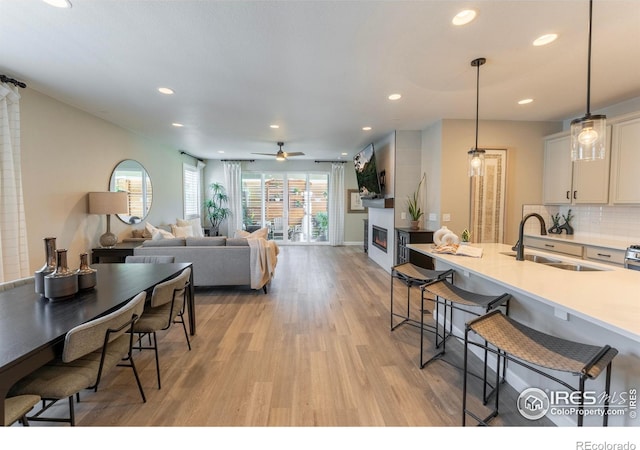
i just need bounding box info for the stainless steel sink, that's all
[500,252,560,264]
[543,262,604,272]
[501,251,605,271]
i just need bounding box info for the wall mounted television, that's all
[353,143,383,199]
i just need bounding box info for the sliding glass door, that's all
[241,172,328,244]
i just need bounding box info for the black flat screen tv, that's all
[353,143,383,199]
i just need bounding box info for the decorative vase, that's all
[44,249,78,301]
[34,237,57,296]
[410,220,420,230]
[433,226,450,245]
[76,252,97,290]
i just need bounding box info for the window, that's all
[183,163,201,219]
[242,171,329,243]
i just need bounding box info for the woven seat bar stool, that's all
[390,263,453,333]
[462,310,618,426]
[420,279,510,403]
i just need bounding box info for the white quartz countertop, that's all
[408,243,640,342]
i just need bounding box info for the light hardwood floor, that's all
[33,245,553,427]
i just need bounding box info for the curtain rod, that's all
[314,160,347,164]
[0,74,27,88]
[179,150,204,162]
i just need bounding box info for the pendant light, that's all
[571,0,606,161]
[468,57,486,177]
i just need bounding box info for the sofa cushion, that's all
[142,238,186,247]
[226,238,249,247]
[186,237,226,247]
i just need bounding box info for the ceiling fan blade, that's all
[251,153,278,156]
[284,152,305,157]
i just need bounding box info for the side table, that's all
[91,242,141,264]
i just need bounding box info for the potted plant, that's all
[461,229,471,244]
[315,211,329,241]
[204,182,232,236]
[407,173,426,229]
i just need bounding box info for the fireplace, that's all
[372,225,388,253]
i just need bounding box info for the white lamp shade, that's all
[88,191,128,215]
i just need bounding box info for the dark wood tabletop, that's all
[0,262,193,425]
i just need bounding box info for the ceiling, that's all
[1,0,639,161]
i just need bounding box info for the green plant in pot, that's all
[204,182,232,236]
[315,211,329,241]
[407,173,425,229]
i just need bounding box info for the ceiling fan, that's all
[252,142,304,161]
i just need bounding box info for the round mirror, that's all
[109,160,152,224]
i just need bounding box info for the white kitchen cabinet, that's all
[584,245,626,266]
[524,236,583,257]
[542,131,611,205]
[610,115,640,204]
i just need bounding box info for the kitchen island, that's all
[408,242,639,427]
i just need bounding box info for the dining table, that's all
[0,262,194,425]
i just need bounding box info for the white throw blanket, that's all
[247,238,279,289]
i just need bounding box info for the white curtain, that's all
[328,162,345,246]
[223,161,243,235]
[0,83,29,282]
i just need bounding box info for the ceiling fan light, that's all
[468,148,486,177]
[276,154,286,161]
[570,114,606,161]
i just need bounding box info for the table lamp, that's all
[89,191,128,248]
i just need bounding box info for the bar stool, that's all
[462,310,618,426]
[420,279,511,370]
[390,263,453,333]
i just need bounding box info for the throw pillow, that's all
[131,229,145,239]
[146,222,174,240]
[176,218,204,238]
[248,227,268,240]
[234,230,250,238]
[171,224,194,238]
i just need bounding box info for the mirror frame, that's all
[109,159,153,224]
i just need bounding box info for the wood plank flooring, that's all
[30,245,553,427]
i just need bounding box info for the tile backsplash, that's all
[522,204,640,242]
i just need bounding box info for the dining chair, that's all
[4,395,40,426]
[9,291,147,426]
[125,255,175,263]
[131,267,191,389]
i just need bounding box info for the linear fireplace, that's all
[372,225,388,253]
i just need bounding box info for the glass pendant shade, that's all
[468,148,485,177]
[570,114,606,161]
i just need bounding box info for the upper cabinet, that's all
[610,114,640,204]
[542,130,611,205]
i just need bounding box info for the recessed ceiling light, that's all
[341,152,348,156]
[518,98,534,105]
[172,123,184,127]
[452,9,476,26]
[270,124,280,129]
[158,87,174,95]
[388,94,402,101]
[43,0,72,8]
[218,150,225,154]
[362,126,372,131]
[533,34,558,46]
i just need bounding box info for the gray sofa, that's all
[133,236,269,292]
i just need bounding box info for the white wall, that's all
[20,89,188,272]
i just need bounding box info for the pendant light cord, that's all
[475,61,480,150]
[586,0,593,116]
